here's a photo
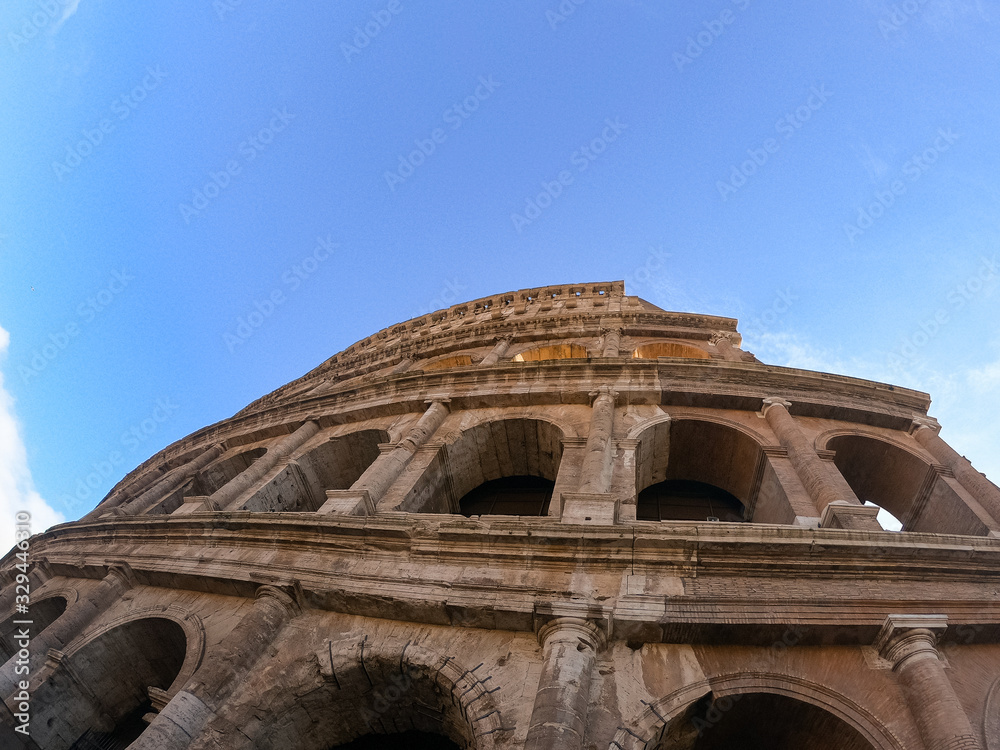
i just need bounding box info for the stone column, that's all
[479,336,513,366]
[600,328,623,357]
[215,422,320,511]
[875,615,983,750]
[912,417,1000,527]
[130,585,300,750]
[524,617,605,750]
[761,398,859,514]
[0,566,133,699]
[710,331,744,362]
[347,399,450,507]
[578,388,617,495]
[91,445,225,519]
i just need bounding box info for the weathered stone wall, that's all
[2,282,998,749]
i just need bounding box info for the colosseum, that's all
[2,281,998,750]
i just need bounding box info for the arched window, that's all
[827,434,994,535]
[632,342,711,360]
[241,429,388,512]
[459,475,554,517]
[21,618,187,749]
[512,344,588,362]
[637,479,745,522]
[651,692,877,750]
[402,418,564,514]
[0,596,67,660]
[423,355,474,371]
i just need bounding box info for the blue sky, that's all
[1,0,998,545]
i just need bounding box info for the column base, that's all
[820,502,882,531]
[317,489,375,516]
[559,493,619,525]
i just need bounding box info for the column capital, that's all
[875,614,948,670]
[710,331,739,346]
[535,617,607,653]
[600,326,623,336]
[254,583,302,618]
[493,333,514,343]
[104,562,137,590]
[423,397,451,409]
[760,397,792,416]
[910,416,942,435]
[588,386,619,405]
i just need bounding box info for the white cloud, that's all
[968,358,1000,393]
[0,324,65,555]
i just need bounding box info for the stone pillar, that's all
[875,615,983,750]
[92,445,224,519]
[912,417,1000,527]
[710,331,743,362]
[0,566,133,699]
[600,328,623,357]
[479,336,513,366]
[761,398,859,514]
[130,585,300,750]
[215,422,320,511]
[578,388,617,495]
[524,617,605,750]
[336,400,450,509]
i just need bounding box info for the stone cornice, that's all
[10,514,1000,648]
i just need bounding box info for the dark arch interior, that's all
[0,596,67,660]
[330,730,461,750]
[459,475,554,516]
[25,617,187,750]
[637,479,745,522]
[656,692,876,750]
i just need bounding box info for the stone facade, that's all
[2,281,999,749]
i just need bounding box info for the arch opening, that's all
[233,648,488,750]
[650,692,877,750]
[633,342,712,360]
[827,434,991,535]
[189,447,267,496]
[637,479,745,522]
[242,429,388,512]
[21,617,187,750]
[402,418,564,514]
[633,419,786,523]
[459,475,554,517]
[512,343,588,362]
[0,596,67,661]
[423,355,474,371]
